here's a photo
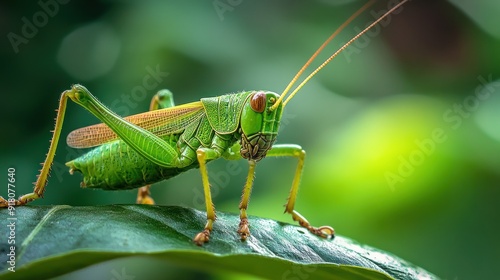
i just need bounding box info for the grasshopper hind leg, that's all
[136,185,154,205]
[136,89,175,205]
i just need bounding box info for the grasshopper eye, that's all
[250,92,266,113]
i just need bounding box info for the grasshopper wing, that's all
[67,101,205,148]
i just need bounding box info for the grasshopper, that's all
[1,0,408,245]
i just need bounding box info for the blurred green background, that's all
[2,0,500,279]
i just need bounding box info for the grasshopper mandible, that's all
[1,0,408,245]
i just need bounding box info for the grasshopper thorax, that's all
[239,91,283,161]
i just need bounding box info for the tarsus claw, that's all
[193,229,210,246]
[318,226,335,239]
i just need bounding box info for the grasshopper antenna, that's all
[270,0,409,111]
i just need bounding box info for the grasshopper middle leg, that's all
[193,147,222,245]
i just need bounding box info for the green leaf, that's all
[0,205,438,280]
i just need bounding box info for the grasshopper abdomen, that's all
[66,135,193,190]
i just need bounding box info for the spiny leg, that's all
[137,89,175,205]
[267,144,334,239]
[238,160,256,240]
[193,147,221,246]
[1,85,191,208]
[1,90,70,207]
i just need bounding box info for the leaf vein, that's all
[17,205,72,260]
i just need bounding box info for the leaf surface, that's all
[0,205,438,280]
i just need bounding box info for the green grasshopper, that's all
[1,0,408,245]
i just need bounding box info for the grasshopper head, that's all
[239,91,283,161]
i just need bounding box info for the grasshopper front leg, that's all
[267,144,335,239]
[230,144,334,240]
